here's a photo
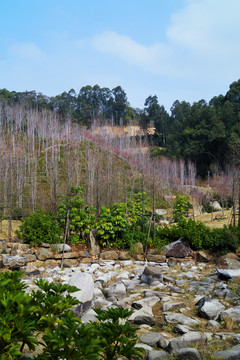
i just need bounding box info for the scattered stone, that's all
[175,347,201,360]
[146,254,166,262]
[213,344,240,359]
[217,268,240,280]
[216,254,240,270]
[140,266,163,285]
[147,350,169,359]
[56,244,71,252]
[164,313,199,326]
[155,209,167,216]
[212,201,222,211]
[118,251,131,260]
[35,248,53,261]
[219,306,240,322]
[168,332,207,352]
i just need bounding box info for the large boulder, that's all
[164,238,193,258]
[212,201,222,211]
[168,332,207,352]
[155,209,167,216]
[217,268,240,280]
[89,231,100,257]
[68,273,94,316]
[35,248,53,261]
[196,297,225,320]
[0,255,27,269]
[164,313,199,327]
[216,253,240,270]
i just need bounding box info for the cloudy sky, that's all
[0,0,240,110]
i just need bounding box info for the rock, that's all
[216,254,240,270]
[213,344,240,359]
[167,257,194,267]
[155,209,167,216]
[146,254,166,263]
[56,243,71,252]
[1,255,27,269]
[35,248,53,261]
[140,266,163,285]
[219,306,240,322]
[147,350,169,359]
[62,259,79,267]
[10,243,31,256]
[0,241,8,251]
[164,238,193,258]
[100,250,118,260]
[175,348,201,360]
[54,252,79,259]
[118,251,131,260]
[20,264,40,275]
[131,242,144,255]
[134,315,156,326]
[89,231,100,257]
[168,332,207,352]
[217,268,240,280]
[69,273,94,316]
[173,324,195,335]
[81,309,97,324]
[212,201,222,211]
[196,297,225,320]
[139,332,167,348]
[105,282,127,300]
[196,251,211,263]
[162,302,185,312]
[205,320,221,329]
[164,313,199,326]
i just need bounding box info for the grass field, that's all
[0,220,22,240]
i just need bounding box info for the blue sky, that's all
[0,0,240,111]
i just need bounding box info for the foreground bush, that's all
[0,271,143,360]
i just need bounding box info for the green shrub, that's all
[210,225,240,254]
[15,209,61,246]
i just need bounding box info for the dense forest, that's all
[1,79,240,177]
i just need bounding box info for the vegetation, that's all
[0,271,143,360]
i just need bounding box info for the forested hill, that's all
[1,79,240,176]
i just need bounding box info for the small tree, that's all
[173,195,192,223]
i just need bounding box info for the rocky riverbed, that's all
[1,239,240,359]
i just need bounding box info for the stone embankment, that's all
[1,238,240,359]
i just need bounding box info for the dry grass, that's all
[0,220,22,239]
[194,209,232,229]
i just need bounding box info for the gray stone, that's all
[219,306,240,322]
[134,315,155,326]
[155,209,167,216]
[164,313,199,326]
[164,238,193,258]
[139,332,167,348]
[162,302,185,312]
[1,255,27,269]
[175,348,201,360]
[196,297,225,320]
[147,350,169,359]
[56,243,71,252]
[212,201,222,211]
[118,251,131,260]
[69,273,94,316]
[105,282,127,300]
[173,324,195,335]
[81,309,97,324]
[217,268,240,280]
[213,344,240,359]
[141,266,163,285]
[205,320,221,329]
[168,332,207,352]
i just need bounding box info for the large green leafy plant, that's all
[0,271,143,360]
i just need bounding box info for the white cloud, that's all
[8,43,45,61]
[92,31,173,75]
